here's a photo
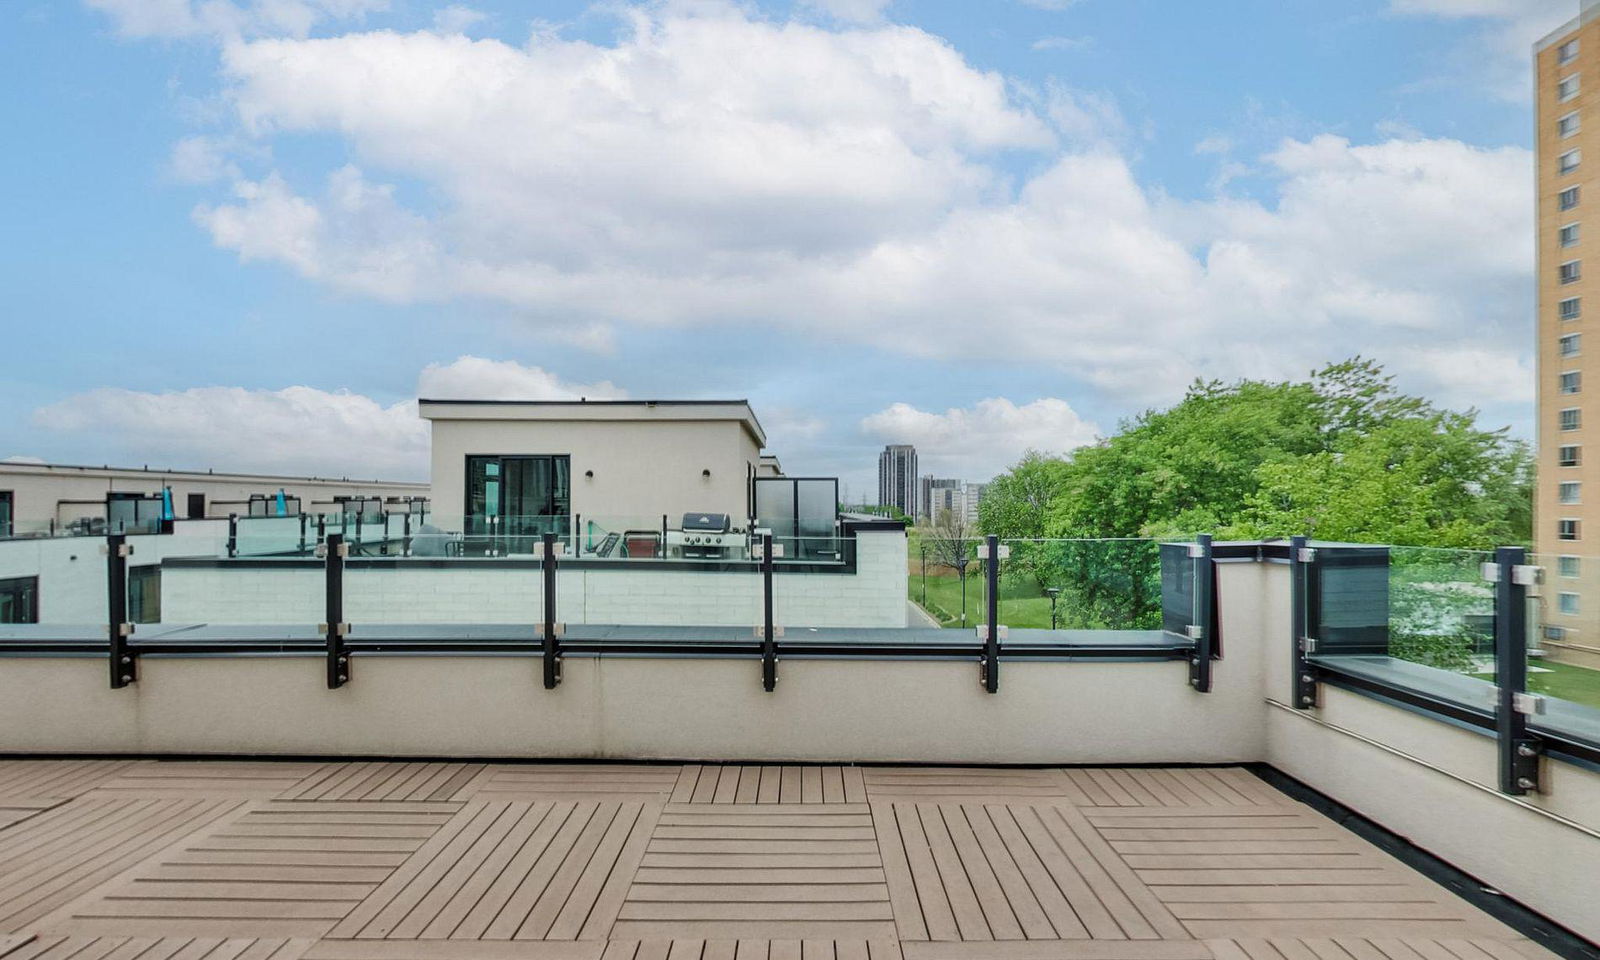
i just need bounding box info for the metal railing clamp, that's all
[1290,535,1317,709]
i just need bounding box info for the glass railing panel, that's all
[234,515,316,558]
[1528,551,1600,745]
[910,533,981,628]
[1307,544,1496,708]
[992,539,1165,633]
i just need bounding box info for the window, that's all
[1560,555,1582,578]
[1561,518,1581,540]
[1563,371,1583,394]
[1562,296,1583,320]
[1562,222,1582,247]
[1562,444,1583,466]
[1562,149,1582,175]
[1561,38,1580,65]
[1563,186,1583,211]
[1561,111,1582,138]
[1546,624,1569,641]
[1562,480,1583,504]
[0,491,11,538]
[1562,333,1583,356]
[128,566,160,624]
[1561,73,1582,102]
[464,454,572,553]
[0,576,36,624]
[1560,592,1581,615]
[1562,260,1583,284]
[1561,407,1582,430]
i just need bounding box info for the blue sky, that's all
[0,0,1573,497]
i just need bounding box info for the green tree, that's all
[1225,414,1532,548]
[977,451,1072,537]
[981,357,1530,550]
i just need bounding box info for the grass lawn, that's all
[1470,659,1600,711]
[908,572,1056,629]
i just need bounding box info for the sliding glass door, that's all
[466,455,571,553]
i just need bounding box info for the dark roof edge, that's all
[418,399,752,406]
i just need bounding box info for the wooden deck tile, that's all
[861,770,1080,802]
[47,802,463,938]
[329,799,658,942]
[458,768,683,802]
[278,764,485,803]
[0,801,66,833]
[874,801,1187,942]
[1200,940,1566,960]
[0,936,314,960]
[611,805,896,941]
[670,769,866,805]
[1084,807,1517,939]
[0,797,244,934]
[0,762,139,800]
[86,765,327,800]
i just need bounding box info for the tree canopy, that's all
[977,358,1531,549]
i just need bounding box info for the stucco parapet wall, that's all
[419,398,767,447]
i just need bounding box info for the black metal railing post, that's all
[106,533,134,688]
[761,533,777,692]
[982,534,1000,694]
[1290,535,1318,709]
[403,512,412,557]
[321,533,349,688]
[1189,534,1215,693]
[1493,546,1543,794]
[542,532,562,689]
[299,513,308,553]
[226,513,238,558]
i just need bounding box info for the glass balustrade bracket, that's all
[104,533,135,689]
[318,534,351,690]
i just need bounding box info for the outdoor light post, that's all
[1046,586,1060,630]
[956,553,969,626]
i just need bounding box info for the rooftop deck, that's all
[0,759,1557,960]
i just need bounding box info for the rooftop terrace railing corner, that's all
[1289,536,1600,796]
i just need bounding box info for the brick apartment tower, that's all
[1538,1,1600,668]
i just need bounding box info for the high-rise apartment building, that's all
[878,445,918,517]
[1538,2,1600,666]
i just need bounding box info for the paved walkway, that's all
[0,760,1560,960]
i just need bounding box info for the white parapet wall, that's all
[0,522,229,624]
[156,528,908,628]
[1252,559,1600,945]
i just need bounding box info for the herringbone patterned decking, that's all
[0,763,1566,960]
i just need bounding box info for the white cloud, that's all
[169,135,239,184]
[417,356,626,401]
[86,0,388,41]
[34,385,425,478]
[147,3,1534,424]
[31,358,623,479]
[800,0,893,24]
[1388,0,1572,102]
[2,456,47,465]
[431,5,484,35]
[861,398,1100,480]
[1031,35,1090,51]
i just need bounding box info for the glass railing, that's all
[913,538,1179,633]
[1528,551,1600,745]
[1303,544,1497,707]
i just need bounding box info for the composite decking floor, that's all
[0,760,1564,960]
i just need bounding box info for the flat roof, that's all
[0,460,427,488]
[1536,3,1597,52]
[419,398,767,447]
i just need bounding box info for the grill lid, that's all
[682,512,731,532]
